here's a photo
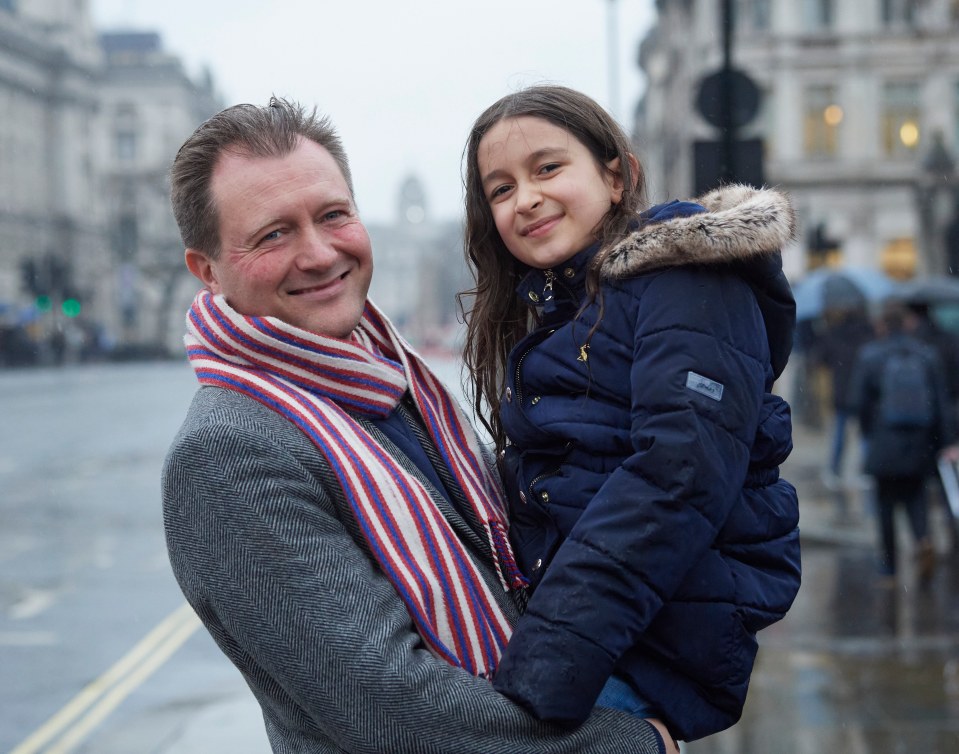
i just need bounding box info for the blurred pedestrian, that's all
[909,301,959,542]
[849,301,959,583]
[909,302,959,414]
[809,305,874,489]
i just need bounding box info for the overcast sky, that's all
[91,0,656,224]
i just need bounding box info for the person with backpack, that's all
[849,301,959,583]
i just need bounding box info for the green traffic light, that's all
[62,298,82,318]
[35,295,52,312]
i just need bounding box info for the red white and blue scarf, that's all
[185,290,525,676]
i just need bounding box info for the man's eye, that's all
[323,210,345,222]
[261,230,282,243]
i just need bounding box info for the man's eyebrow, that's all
[481,146,568,186]
[242,220,278,247]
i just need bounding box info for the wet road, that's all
[2,361,958,752]
[688,427,959,753]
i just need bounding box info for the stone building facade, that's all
[96,31,220,354]
[635,0,959,278]
[0,0,104,360]
[0,1,220,362]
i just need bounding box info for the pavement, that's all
[784,419,878,549]
[160,419,886,753]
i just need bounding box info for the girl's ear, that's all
[606,153,641,205]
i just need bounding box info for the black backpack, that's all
[877,345,935,429]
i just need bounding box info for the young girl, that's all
[460,85,802,742]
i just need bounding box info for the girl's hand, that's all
[644,718,680,754]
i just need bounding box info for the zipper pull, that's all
[543,270,555,301]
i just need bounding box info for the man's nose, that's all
[294,227,338,268]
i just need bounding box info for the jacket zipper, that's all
[526,468,560,507]
[513,347,531,404]
[512,267,579,402]
[543,269,555,301]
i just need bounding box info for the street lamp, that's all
[915,130,956,275]
[606,0,620,123]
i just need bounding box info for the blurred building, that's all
[635,0,959,278]
[0,0,104,362]
[96,30,220,355]
[367,174,469,351]
[0,1,220,364]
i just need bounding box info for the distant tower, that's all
[398,175,428,225]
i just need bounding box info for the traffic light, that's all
[61,286,82,318]
[62,298,82,318]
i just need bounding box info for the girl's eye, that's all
[539,163,561,175]
[489,185,512,200]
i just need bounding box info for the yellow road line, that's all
[10,603,201,754]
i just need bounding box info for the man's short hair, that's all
[170,96,353,259]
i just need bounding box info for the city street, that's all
[2,360,958,753]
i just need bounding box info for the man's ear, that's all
[606,153,641,205]
[184,248,221,293]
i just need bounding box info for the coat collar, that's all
[514,243,597,319]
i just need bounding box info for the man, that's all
[849,301,959,584]
[163,97,673,753]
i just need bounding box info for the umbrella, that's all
[893,276,959,306]
[793,267,899,321]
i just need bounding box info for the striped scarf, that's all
[184,290,525,677]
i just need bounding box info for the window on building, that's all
[803,85,842,158]
[113,103,138,163]
[881,0,918,26]
[803,0,833,30]
[114,215,139,260]
[115,131,137,162]
[881,82,921,158]
[737,0,771,31]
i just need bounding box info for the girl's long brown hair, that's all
[458,85,647,454]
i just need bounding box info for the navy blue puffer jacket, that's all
[492,185,802,741]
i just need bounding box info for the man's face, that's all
[185,138,373,338]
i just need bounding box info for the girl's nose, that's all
[515,181,542,213]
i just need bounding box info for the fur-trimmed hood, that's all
[601,184,797,378]
[599,184,797,280]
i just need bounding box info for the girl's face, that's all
[477,116,623,270]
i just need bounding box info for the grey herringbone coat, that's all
[162,386,665,753]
